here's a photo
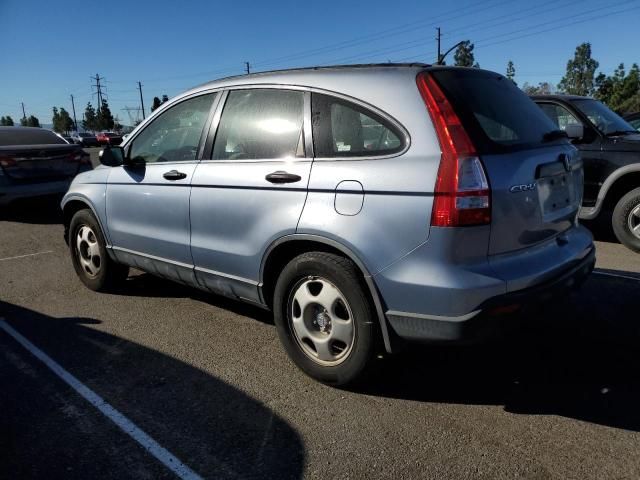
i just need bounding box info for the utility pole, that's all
[21,102,26,121]
[92,73,105,113]
[436,27,442,65]
[70,94,78,131]
[245,62,251,75]
[137,81,146,120]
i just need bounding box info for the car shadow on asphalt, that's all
[354,273,640,432]
[0,301,304,479]
[0,196,63,225]
[581,215,619,243]
[115,272,275,325]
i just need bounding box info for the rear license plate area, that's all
[537,173,574,215]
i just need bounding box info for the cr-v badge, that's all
[509,183,536,193]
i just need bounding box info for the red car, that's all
[96,132,123,146]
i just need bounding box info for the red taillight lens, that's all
[417,72,491,227]
[66,151,83,162]
[0,156,17,168]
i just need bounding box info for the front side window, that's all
[129,93,215,163]
[312,93,403,157]
[538,103,582,130]
[212,89,304,160]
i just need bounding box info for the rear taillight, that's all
[417,72,491,227]
[0,156,17,168]
[66,151,83,162]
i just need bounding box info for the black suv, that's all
[532,95,640,252]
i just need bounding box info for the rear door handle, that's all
[265,171,302,184]
[163,170,187,181]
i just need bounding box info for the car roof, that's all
[0,126,48,133]
[197,63,430,86]
[529,94,592,101]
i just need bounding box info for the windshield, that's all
[572,99,636,135]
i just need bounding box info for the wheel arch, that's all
[260,234,395,353]
[585,165,640,219]
[601,169,640,211]
[61,195,110,247]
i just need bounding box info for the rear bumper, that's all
[0,179,73,206]
[386,247,595,343]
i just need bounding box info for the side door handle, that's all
[163,170,187,181]
[265,171,302,184]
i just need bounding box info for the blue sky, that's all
[1,0,638,126]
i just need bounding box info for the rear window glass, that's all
[431,69,558,151]
[0,128,67,146]
[312,93,404,157]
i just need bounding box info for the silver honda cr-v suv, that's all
[62,64,595,385]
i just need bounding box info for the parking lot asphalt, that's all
[2,193,640,479]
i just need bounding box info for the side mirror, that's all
[565,124,584,140]
[99,146,125,166]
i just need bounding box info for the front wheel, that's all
[273,252,377,386]
[69,209,129,291]
[612,187,640,253]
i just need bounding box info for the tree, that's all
[82,102,98,132]
[53,107,74,133]
[20,115,40,127]
[52,107,60,131]
[506,60,516,85]
[522,82,554,95]
[151,96,162,112]
[595,63,640,113]
[151,94,169,112]
[558,42,599,96]
[96,99,114,131]
[454,41,476,67]
[0,115,14,126]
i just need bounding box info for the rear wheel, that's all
[273,252,377,386]
[69,209,129,291]
[612,187,640,253]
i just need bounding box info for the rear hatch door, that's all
[431,68,583,255]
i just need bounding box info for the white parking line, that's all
[593,270,640,282]
[0,251,54,262]
[0,318,203,480]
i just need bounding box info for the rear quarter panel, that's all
[297,71,442,274]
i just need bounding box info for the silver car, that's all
[62,64,595,385]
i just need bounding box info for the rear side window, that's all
[431,69,558,152]
[311,93,404,157]
[0,128,67,146]
[213,89,304,160]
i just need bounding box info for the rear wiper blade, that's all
[542,129,568,142]
[604,130,637,137]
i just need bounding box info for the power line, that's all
[251,0,513,70]
[389,0,637,62]
[324,0,630,66]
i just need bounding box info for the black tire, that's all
[612,187,640,253]
[69,209,129,291]
[273,252,377,386]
